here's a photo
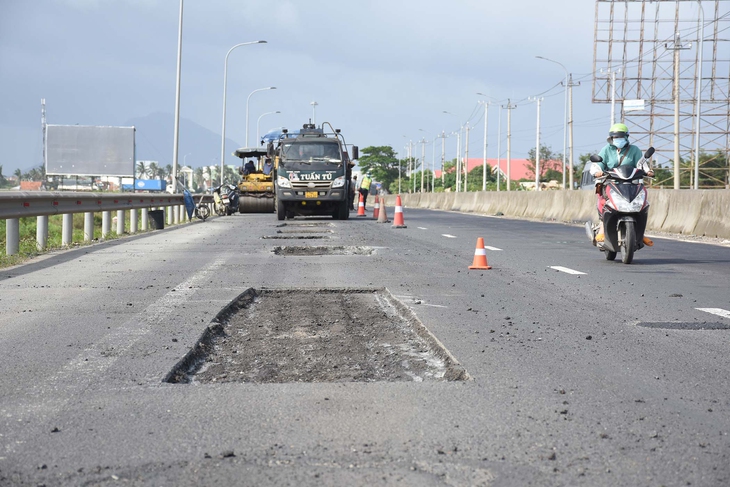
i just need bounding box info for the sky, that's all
[1,0,610,175]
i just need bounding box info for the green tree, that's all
[148,162,159,179]
[14,168,22,180]
[136,161,149,179]
[465,163,495,191]
[527,144,563,183]
[357,146,404,192]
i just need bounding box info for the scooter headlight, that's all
[332,176,345,188]
[277,175,292,189]
[615,188,646,212]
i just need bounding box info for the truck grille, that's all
[291,181,332,190]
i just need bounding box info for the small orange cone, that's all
[392,195,407,228]
[377,197,390,223]
[372,195,380,219]
[468,237,492,270]
[356,192,366,217]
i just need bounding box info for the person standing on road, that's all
[358,173,372,210]
[350,174,358,210]
[590,122,654,246]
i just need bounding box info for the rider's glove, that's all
[594,171,603,177]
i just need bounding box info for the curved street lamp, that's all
[257,110,281,145]
[246,87,276,147]
[535,56,569,189]
[219,40,267,186]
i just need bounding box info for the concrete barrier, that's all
[382,189,730,239]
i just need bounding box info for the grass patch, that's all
[0,211,155,268]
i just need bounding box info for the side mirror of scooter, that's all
[590,154,603,163]
[644,147,655,159]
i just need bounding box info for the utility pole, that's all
[172,0,184,192]
[439,131,446,187]
[479,101,489,191]
[564,74,580,190]
[530,97,544,191]
[504,100,516,191]
[666,33,690,189]
[496,106,502,192]
[464,123,470,192]
[420,138,427,193]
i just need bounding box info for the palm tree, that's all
[136,161,149,179]
[148,162,159,180]
[14,168,22,180]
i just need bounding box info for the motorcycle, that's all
[585,147,654,264]
[212,184,239,216]
[225,184,240,215]
[194,193,210,221]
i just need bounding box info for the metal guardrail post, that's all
[102,211,111,238]
[83,212,94,242]
[6,218,19,255]
[116,210,124,235]
[130,209,138,233]
[62,214,73,246]
[141,208,149,231]
[37,215,48,250]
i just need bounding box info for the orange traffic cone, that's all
[377,197,390,223]
[468,237,492,270]
[356,193,366,217]
[372,195,380,219]
[392,195,407,228]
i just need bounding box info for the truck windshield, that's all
[281,142,341,163]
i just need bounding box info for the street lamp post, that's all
[256,111,281,146]
[529,97,544,191]
[535,56,568,189]
[172,0,184,193]
[219,40,267,186]
[476,94,494,191]
[246,87,276,147]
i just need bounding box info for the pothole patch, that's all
[261,235,330,240]
[273,246,374,256]
[165,288,468,384]
[276,229,334,234]
[635,321,730,330]
[275,222,333,228]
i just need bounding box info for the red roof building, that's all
[433,158,534,181]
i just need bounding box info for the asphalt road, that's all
[1,206,729,486]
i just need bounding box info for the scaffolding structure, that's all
[593,0,730,188]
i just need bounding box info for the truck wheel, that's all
[338,200,349,220]
[277,198,285,221]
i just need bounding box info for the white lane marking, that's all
[421,303,448,308]
[442,234,457,238]
[549,266,586,275]
[485,246,502,251]
[696,308,730,320]
[417,227,428,230]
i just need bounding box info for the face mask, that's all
[613,137,628,149]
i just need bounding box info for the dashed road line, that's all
[485,246,502,251]
[549,266,586,275]
[442,234,457,238]
[696,308,730,320]
[417,227,428,230]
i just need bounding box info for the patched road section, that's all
[166,288,468,384]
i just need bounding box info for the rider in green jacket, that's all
[589,123,654,245]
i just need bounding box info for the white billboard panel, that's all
[45,125,135,176]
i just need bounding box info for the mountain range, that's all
[124,112,241,169]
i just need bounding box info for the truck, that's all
[269,122,357,220]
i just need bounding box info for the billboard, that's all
[45,125,135,177]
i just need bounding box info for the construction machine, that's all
[269,122,357,220]
[233,147,275,213]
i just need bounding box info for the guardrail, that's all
[1,192,213,255]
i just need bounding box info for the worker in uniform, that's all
[358,173,372,210]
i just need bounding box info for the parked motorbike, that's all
[585,147,654,264]
[212,185,228,216]
[225,184,240,215]
[194,194,210,221]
